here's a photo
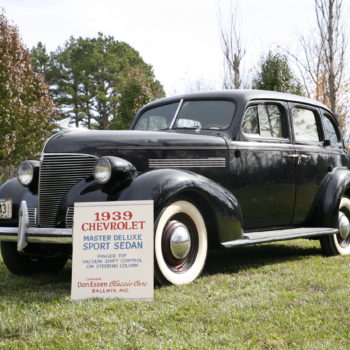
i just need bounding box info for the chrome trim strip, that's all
[98,146,227,150]
[149,157,226,168]
[40,133,65,159]
[222,227,338,247]
[231,141,345,155]
[42,152,99,157]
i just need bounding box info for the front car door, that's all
[229,100,296,229]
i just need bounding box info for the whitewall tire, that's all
[155,200,208,285]
[320,197,350,256]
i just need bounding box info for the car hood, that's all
[44,130,227,153]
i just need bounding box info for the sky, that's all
[1,0,348,96]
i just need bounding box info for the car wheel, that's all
[0,242,68,275]
[154,199,208,285]
[320,196,350,256]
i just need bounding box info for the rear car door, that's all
[289,103,332,224]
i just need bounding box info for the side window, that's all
[322,114,339,144]
[242,106,259,135]
[242,104,284,138]
[292,107,320,142]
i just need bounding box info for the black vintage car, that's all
[0,90,349,285]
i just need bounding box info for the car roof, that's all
[143,89,333,114]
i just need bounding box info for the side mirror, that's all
[323,139,331,147]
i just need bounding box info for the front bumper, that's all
[0,227,72,244]
[0,201,72,252]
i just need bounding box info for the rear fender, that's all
[306,168,350,227]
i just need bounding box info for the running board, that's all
[222,227,338,248]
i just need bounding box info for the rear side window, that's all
[322,114,339,144]
[292,107,320,142]
[242,104,284,138]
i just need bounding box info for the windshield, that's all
[133,100,235,131]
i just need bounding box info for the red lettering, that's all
[94,210,133,221]
[117,222,125,230]
[123,211,132,220]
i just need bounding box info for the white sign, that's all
[71,200,154,300]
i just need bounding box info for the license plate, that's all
[0,199,12,219]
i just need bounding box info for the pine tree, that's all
[252,51,304,95]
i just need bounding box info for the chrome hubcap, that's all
[168,221,191,259]
[338,212,350,240]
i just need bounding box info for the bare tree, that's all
[218,1,245,89]
[316,0,347,113]
[286,0,348,127]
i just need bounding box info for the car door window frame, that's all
[289,103,324,146]
[319,109,342,147]
[240,100,291,143]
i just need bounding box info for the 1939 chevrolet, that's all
[0,90,350,285]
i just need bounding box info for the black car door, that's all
[229,100,296,229]
[289,103,332,225]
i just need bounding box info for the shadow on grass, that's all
[203,240,322,277]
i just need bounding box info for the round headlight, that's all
[17,161,34,186]
[94,158,112,184]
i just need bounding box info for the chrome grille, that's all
[18,208,36,227]
[39,153,97,227]
[28,208,37,227]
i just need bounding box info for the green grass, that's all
[1,239,350,349]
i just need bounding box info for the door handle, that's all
[283,153,310,165]
[283,154,299,159]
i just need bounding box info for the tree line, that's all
[0,0,348,182]
[30,34,164,130]
[0,13,164,181]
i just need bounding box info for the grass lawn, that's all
[0,239,349,349]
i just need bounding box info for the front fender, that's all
[119,169,243,244]
[307,168,350,227]
[62,169,243,245]
[0,178,38,226]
